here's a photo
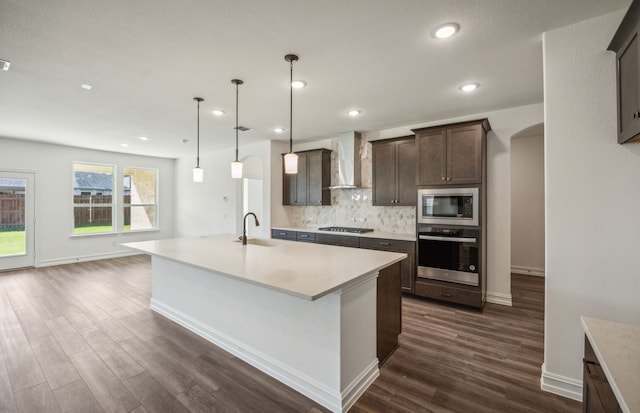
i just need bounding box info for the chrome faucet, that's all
[242,212,260,245]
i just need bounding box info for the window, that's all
[73,163,115,234]
[123,167,157,231]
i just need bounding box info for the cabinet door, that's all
[618,32,640,143]
[417,130,446,185]
[372,141,397,206]
[282,157,296,205]
[396,139,416,206]
[446,125,482,185]
[293,152,308,205]
[307,150,324,205]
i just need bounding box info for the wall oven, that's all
[417,187,479,226]
[417,226,479,286]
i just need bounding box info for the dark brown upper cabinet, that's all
[609,0,640,144]
[282,149,331,206]
[412,119,491,186]
[371,136,416,206]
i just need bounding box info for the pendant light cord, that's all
[235,81,239,162]
[289,59,293,154]
[196,98,201,168]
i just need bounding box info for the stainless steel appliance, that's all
[417,187,479,226]
[417,226,479,286]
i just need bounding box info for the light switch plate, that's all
[1,60,10,71]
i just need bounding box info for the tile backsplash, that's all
[283,131,416,234]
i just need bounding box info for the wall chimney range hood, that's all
[330,131,363,189]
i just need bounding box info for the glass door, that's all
[0,172,35,270]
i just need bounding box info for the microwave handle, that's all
[419,235,477,243]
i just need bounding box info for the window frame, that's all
[122,166,159,233]
[71,162,116,236]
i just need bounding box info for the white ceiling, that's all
[0,0,629,158]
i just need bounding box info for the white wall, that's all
[542,9,640,400]
[175,140,286,238]
[510,129,545,275]
[0,137,175,266]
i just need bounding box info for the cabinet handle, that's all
[441,177,445,181]
[635,113,638,119]
[440,292,453,297]
[300,234,308,238]
[446,177,451,181]
[279,232,287,236]
[379,242,391,246]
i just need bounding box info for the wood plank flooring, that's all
[0,256,581,412]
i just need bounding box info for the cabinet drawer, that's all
[414,281,481,308]
[359,237,414,252]
[315,233,360,248]
[271,229,297,240]
[296,232,316,243]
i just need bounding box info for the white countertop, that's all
[272,226,416,242]
[581,316,640,413]
[124,234,406,301]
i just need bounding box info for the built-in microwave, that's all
[417,187,479,226]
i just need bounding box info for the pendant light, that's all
[231,79,244,179]
[192,97,204,182]
[284,54,299,174]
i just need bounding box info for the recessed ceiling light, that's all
[291,80,306,89]
[81,83,93,90]
[274,127,285,133]
[433,23,460,39]
[348,109,361,117]
[139,136,149,141]
[459,83,479,92]
[120,143,129,147]
[212,109,225,116]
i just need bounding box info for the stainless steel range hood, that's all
[329,131,363,189]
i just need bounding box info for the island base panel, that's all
[149,255,379,413]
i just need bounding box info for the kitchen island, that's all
[124,234,406,413]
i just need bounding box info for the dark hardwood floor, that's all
[0,256,581,413]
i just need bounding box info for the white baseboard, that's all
[486,291,513,306]
[37,250,139,267]
[540,363,583,401]
[341,359,379,412]
[152,298,371,413]
[511,265,545,277]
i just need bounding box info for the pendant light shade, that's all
[193,97,204,183]
[284,54,299,175]
[231,79,244,179]
[284,152,298,174]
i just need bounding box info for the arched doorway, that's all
[510,123,545,278]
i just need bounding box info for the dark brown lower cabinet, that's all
[315,233,360,248]
[583,336,622,413]
[359,237,415,293]
[377,261,401,366]
[414,279,482,308]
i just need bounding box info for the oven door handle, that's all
[419,235,477,243]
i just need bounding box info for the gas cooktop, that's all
[318,226,374,234]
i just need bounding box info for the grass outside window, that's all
[0,231,25,256]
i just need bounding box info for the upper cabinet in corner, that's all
[609,0,640,144]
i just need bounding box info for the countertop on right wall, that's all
[581,316,640,412]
